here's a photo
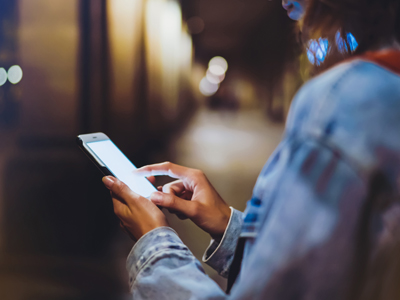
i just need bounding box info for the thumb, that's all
[150,192,196,218]
[102,176,133,200]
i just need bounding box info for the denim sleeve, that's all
[228,137,368,299]
[202,207,243,278]
[126,226,227,300]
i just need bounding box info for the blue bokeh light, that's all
[307,32,358,65]
[347,33,358,51]
[307,38,330,65]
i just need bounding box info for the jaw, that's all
[283,0,305,21]
[288,9,304,21]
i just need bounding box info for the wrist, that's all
[126,219,169,241]
[210,206,232,241]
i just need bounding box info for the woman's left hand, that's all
[102,176,169,241]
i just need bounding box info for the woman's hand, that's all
[102,176,169,241]
[135,162,231,241]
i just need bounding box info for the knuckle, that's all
[161,161,173,172]
[162,161,171,168]
[193,169,204,178]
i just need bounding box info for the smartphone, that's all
[76,132,157,198]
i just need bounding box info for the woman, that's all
[102,0,400,299]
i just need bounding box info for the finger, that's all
[162,180,185,195]
[104,176,145,213]
[103,176,135,201]
[134,162,194,180]
[146,176,156,185]
[150,191,197,218]
[157,186,163,191]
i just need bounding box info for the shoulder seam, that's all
[298,131,368,186]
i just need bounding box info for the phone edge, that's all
[76,136,115,177]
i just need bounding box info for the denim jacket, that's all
[126,53,400,300]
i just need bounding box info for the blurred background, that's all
[0,0,304,299]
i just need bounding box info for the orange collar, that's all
[359,49,400,75]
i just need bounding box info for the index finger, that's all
[134,162,192,179]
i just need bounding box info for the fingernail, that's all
[102,176,115,188]
[150,192,163,203]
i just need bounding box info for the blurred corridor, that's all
[0,0,297,298]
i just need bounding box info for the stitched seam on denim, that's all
[292,133,367,187]
[134,242,190,276]
[252,135,366,247]
[241,138,291,239]
[131,250,195,286]
[130,226,179,256]
[251,142,298,242]
[297,60,373,182]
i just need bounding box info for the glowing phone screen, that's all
[87,140,156,198]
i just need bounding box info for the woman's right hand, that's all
[135,162,231,240]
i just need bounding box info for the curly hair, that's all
[302,0,400,71]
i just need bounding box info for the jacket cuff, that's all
[202,207,243,278]
[126,227,191,284]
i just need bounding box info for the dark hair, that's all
[302,0,400,71]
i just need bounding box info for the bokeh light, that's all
[208,56,228,73]
[336,32,358,53]
[208,64,226,77]
[7,65,23,84]
[307,33,358,65]
[200,56,228,95]
[0,68,7,86]
[199,77,219,96]
[206,69,225,84]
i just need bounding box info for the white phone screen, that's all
[87,140,156,198]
